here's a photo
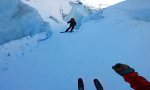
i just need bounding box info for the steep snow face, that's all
[0,0,51,45]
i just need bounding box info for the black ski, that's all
[60,31,67,33]
[60,31,74,33]
[93,79,103,90]
[78,78,84,90]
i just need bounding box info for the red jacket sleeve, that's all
[122,72,150,90]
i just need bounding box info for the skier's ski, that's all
[60,31,67,33]
[78,78,84,90]
[93,79,103,90]
[60,31,74,33]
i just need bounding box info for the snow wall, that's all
[63,2,96,29]
[0,0,52,45]
[63,2,103,29]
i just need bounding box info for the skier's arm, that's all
[122,72,150,90]
[112,63,150,90]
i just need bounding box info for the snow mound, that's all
[0,0,52,45]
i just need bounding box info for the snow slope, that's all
[0,0,150,90]
[0,0,51,45]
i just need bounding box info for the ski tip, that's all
[78,78,83,84]
[78,78,84,90]
[78,78,83,81]
[78,78,83,85]
[93,79,103,90]
[94,79,99,82]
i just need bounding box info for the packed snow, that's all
[0,0,150,90]
[0,0,51,45]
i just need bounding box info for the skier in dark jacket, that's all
[112,63,150,90]
[65,18,76,32]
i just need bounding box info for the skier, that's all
[65,18,76,32]
[112,63,150,90]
